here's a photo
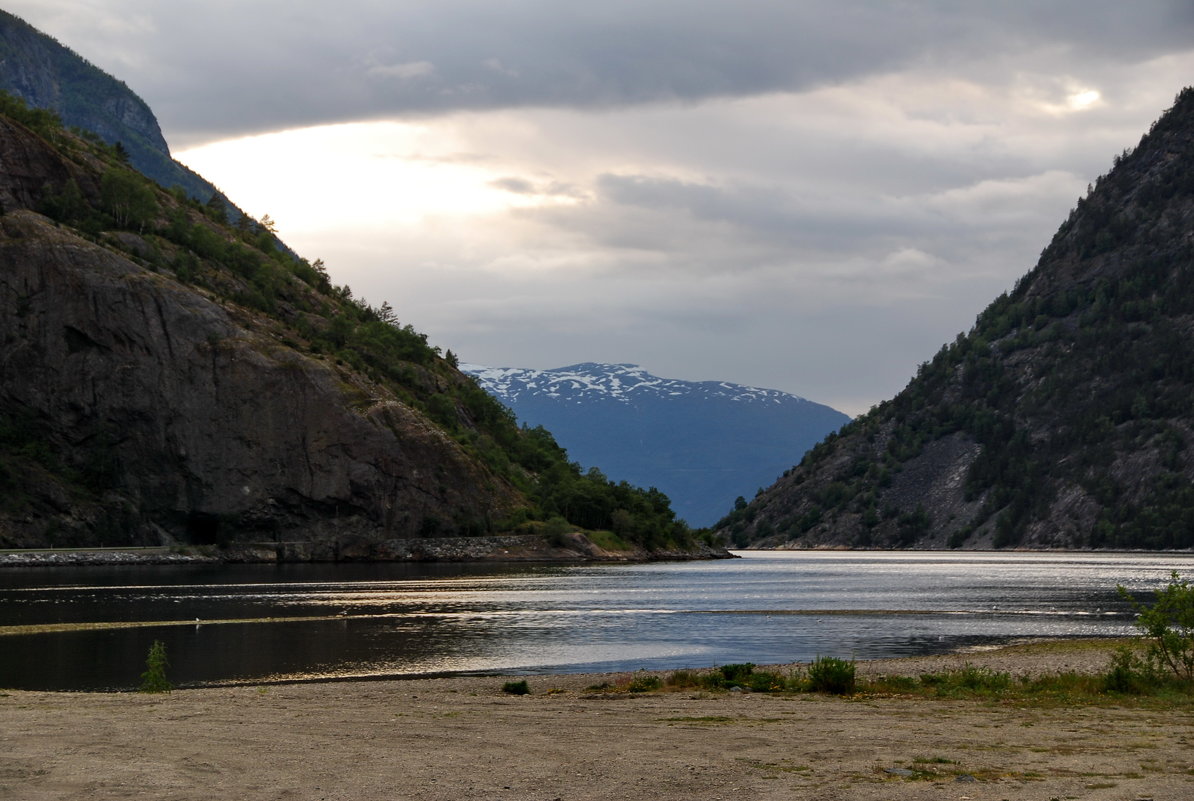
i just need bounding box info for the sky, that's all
[8,2,1194,416]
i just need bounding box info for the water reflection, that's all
[1,551,1191,691]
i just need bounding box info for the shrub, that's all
[626,674,662,692]
[1102,645,1152,694]
[747,670,788,693]
[1119,571,1194,683]
[807,656,855,695]
[138,640,173,693]
[501,680,530,695]
[717,663,756,685]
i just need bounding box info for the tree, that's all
[138,640,173,693]
[100,167,155,231]
[1119,572,1194,683]
[377,300,398,325]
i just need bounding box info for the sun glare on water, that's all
[175,121,567,235]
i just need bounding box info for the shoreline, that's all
[0,636,1133,695]
[0,535,734,567]
[5,639,1193,801]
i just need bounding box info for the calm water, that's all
[2,551,1192,691]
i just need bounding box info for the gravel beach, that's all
[3,640,1192,801]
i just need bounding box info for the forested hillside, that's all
[720,88,1194,551]
[0,92,698,555]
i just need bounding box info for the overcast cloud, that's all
[7,1,1194,415]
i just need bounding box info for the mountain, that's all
[719,87,1194,551]
[0,9,220,202]
[0,89,711,559]
[463,362,850,527]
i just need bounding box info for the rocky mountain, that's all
[719,87,1194,551]
[0,91,705,558]
[0,9,220,201]
[463,362,850,527]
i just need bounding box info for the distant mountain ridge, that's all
[464,362,851,527]
[0,9,220,202]
[466,362,814,405]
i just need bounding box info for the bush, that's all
[1103,645,1153,694]
[717,663,756,685]
[626,673,662,692]
[1119,571,1194,683]
[138,640,173,693]
[746,670,788,693]
[501,680,530,695]
[807,656,855,695]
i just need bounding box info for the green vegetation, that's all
[138,640,172,693]
[598,654,1193,704]
[594,590,1194,701]
[0,89,62,138]
[723,87,1194,550]
[0,91,698,551]
[626,673,663,692]
[1118,571,1194,683]
[501,680,530,695]
[806,656,856,695]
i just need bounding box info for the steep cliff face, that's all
[1,211,515,547]
[0,114,522,548]
[720,88,1194,551]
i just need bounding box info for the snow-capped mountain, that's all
[461,362,850,527]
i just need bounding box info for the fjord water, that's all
[2,551,1192,691]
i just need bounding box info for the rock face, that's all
[0,119,520,549]
[464,362,849,527]
[721,87,1194,551]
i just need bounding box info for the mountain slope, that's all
[0,9,219,201]
[464,362,850,527]
[719,87,1194,551]
[0,92,701,556]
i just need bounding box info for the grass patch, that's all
[662,663,801,693]
[584,529,632,552]
[501,680,529,695]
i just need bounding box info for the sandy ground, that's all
[3,642,1192,801]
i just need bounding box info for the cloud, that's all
[12,0,1194,418]
[8,1,1194,146]
[366,60,436,81]
[490,176,537,194]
